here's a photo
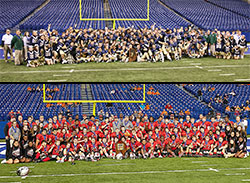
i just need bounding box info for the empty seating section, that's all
[94,84,210,118]
[1,84,248,121]
[0,0,45,31]
[20,0,106,31]
[45,84,82,100]
[91,84,143,101]
[2,0,248,32]
[160,0,250,31]
[183,84,250,118]
[208,0,250,18]
[112,0,190,29]
[0,84,84,121]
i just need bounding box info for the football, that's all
[116,153,123,160]
[17,166,30,177]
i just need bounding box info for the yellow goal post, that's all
[43,84,146,115]
[79,0,150,29]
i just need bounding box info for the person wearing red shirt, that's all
[61,142,75,164]
[197,127,208,141]
[165,103,173,110]
[141,139,151,158]
[100,138,110,158]
[183,116,192,129]
[179,136,192,157]
[200,136,214,156]
[52,115,61,129]
[35,140,52,162]
[189,135,201,156]
[128,137,141,159]
[87,126,98,139]
[214,136,227,157]
[48,128,59,145]
[167,134,181,157]
[88,137,101,161]
[182,128,194,139]
[36,129,49,147]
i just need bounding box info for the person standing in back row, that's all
[1,29,13,63]
[11,29,24,65]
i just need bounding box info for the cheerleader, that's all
[238,35,247,59]
[27,46,36,67]
[44,44,54,65]
[23,141,36,163]
[222,42,231,59]
[6,140,22,164]
[215,39,223,59]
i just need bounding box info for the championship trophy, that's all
[129,48,137,62]
[115,141,127,156]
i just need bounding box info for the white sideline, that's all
[190,63,201,65]
[1,167,250,179]
[209,168,219,172]
[219,73,235,76]
[235,79,250,81]
[207,69,221,72]
[96,163,136,166]
[53,74,71,77]
[0,64,250,75]
[191,161,208,163]
[47,80,67,82]
[195,65,203,69]
[225,173,245,176]
[200,164,217,167]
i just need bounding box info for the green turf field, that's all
[0,56,249,82]
[1,157,250,183]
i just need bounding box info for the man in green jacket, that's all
[209,30,217,56]
[11,29,24,65]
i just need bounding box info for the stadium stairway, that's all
[179,85,216,113]
[81,84,93,116]
[103,0,114,28]
[158,0,195,26]
[205,0,250,19]
[13,0,51,31]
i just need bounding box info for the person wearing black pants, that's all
[3,123,10,160]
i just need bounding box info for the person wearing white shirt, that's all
[23,32,30,61]
[242,117,248,131]
[1,29,13,62]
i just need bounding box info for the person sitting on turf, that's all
[6,140,22,164]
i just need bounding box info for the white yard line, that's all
[191,161,208,163]
[207,69,222,72]
[53,74,71,77]
[235,79,250,81]
[96,163,136,166]
[61,66,76,69]
[200,164,217,167]
[0,64,249,75]
[47,80,67,82]
[219,73,235,76]
[242,180,250,182]
[225,173,245,176]
[209,168,219,172]
[190,63,202,65]
[195,65,203,69]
